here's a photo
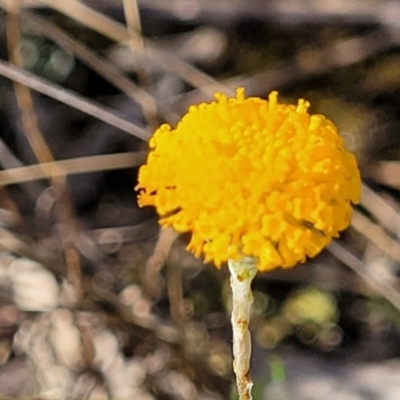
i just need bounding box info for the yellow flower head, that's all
[136,89,361,271]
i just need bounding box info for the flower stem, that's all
[228,257,258,400]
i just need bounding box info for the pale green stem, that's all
[228,257,258,400]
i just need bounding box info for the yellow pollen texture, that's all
[136,89,361,271]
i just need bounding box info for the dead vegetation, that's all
[0,1,400,399]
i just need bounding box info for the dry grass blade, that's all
[144,227,179,298]
[122,0,144,49]
[365,161,400,190]
[0,59,151,141]
[145,44,229,95]
[0,151,147,186]
[29,0,228,95]
[351,210,400,263]
[36,0,129,41]
[167,260,185,330]
[6,7,54,165]
[24,12,159,124]
[328,241,400,311]
[138,0,380,24]
[360,183,400,238]
[228,31,397,97]
[0,137,50,202]
[87,220,158,244]
[6,3,85,300]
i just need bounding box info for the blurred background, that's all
[1,0,400,399]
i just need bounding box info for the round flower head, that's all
[136,89,361,271]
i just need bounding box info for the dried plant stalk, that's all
[228,257,257,400]
[144,227,179,298]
